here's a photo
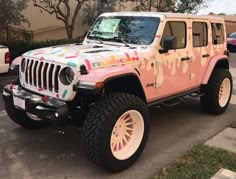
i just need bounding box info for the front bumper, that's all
[2,85,68,122]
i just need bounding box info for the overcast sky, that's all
[198,0,236,15]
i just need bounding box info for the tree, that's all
[83,0,119,26]
[218,13,226,16]
[151,0,175,12]
[33,0,88,39]
[130,0,150,11]
[122,0,211,14]
[175,0,211,14]
[0,0,29,41]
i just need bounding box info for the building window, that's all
[211,23,224,44]
[192,22,208,47]
[161,21,186,49]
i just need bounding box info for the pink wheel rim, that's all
[218,78,231,107]
[110,110,144,160]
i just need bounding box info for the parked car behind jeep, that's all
[2,12,233,172]
[227,32,236,52]
[0,45,10,73]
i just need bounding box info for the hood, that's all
[23,43,145,71]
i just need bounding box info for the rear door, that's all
[188,20,210,88]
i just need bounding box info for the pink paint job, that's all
[66,56,77,59]
[84,59,92,70]
[66,51,79,59]
[202,55,228,84]
[124,52,130,59]
[9,84,15,90]
[16,13,229,103]
[33,52,44,55]
[190,42,213,86]
[155,49,192,99]
[12,56,21,65]
[79,65,139,83]
[137,60,156,101]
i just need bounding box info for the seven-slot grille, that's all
[23,58,61,93]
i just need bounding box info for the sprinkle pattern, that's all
[62,90,68,99]
[67,62,77,68]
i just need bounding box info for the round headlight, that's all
[65,67,74,83]
[21,58,26,72]
[59,67,75,85]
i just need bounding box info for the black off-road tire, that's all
[200,69,232,114]
[81,92,150,172]
[4,78,49,129]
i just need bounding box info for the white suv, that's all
[0,45,10,73]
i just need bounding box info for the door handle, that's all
[181,57,191,61]
[202,54,210,58]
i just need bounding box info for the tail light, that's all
[5,52,10,64]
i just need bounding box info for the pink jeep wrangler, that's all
[3,12,232,172]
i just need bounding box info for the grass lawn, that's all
[153,144,236,179]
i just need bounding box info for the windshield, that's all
[87,16,160,45]
[229,33,236,38]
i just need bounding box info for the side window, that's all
[192,22,208,47]
[211,23,224,44]
[161,21,186,49]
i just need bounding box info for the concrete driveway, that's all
[0,54,236,179]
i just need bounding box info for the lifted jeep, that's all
[3,12,232,172]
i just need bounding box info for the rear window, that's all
[192,22,208,47]
[211,23,224,44]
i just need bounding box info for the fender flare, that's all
[103,72,146,102]
[75,66,146,101]
[10,56,21,72]
[202,55,229,85]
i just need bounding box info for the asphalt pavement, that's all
[0,54,236,179]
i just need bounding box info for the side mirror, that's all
[159,36,177,54]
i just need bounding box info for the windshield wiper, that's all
[87,35,103,44]
[112,37,136,49]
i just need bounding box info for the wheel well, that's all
[202,58,229,85]
[104,75,146,102]
[214,59,229,70]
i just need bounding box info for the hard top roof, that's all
[100,12,224,21]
